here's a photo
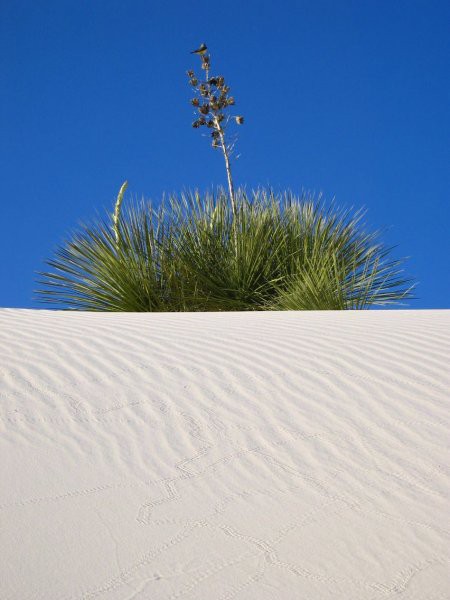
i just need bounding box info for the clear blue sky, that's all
[1,0,449,308]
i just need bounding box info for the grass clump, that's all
[37,188,413,311]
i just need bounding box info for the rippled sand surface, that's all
[1,309,449,599]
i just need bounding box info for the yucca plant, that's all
[37,44,414,311]
[37,188,413,310]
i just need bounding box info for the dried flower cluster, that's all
[187,44,243,219]
[188,63,242,144]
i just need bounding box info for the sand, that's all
[0,308,449,599]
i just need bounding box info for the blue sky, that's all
[1,0,449,308]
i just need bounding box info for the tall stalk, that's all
[187,44,244,238]
[215,119,235,217]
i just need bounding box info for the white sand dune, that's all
[0,309,449,599]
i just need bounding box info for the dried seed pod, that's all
[187,46,243,162]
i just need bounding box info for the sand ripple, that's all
[0,309,449,599]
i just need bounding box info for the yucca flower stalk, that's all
[113,180,128,247]
[187,44,243,224]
